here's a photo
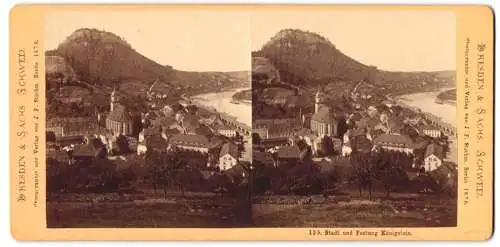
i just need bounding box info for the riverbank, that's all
[436,88,457,106]
[231,89,252,105]
[191,88,252,162]
[191,87,251,126]
[183,84,251,98]
[396,90,456,127]
[396,89,457,163]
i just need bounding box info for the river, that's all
[191,88,251,126]
[396,89,457,127]
[191,88,252,161]
[397,88,457,163]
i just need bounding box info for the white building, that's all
[422,125,442,138]
[218,128,237,138]
[424,143,444,172]
[372,134,414,154]
[168,134,210,153]
[219,142,239,171]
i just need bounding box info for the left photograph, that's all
[44,10,252,228]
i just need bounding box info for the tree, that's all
[376,167,409,198]
[349,151,375,199]
[145,149,162,193]
[320,165,344,196]
[296,139,308,151]
[46,131,56,142]
[186,105,198,115]
[320,136,335,156]
[252,133,261,145]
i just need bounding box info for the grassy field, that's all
[252,193,457,228]
[47,192,252,228]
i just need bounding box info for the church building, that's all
[106,87,133,136]
[310,89,340,137]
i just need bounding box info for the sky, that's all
[46,10,455,72]
[251,10,456,72]
[45,10,251,72]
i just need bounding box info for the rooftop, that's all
[425,143,445,159]
[169,134,210,148]
[373,134,414,149]
[220,142,239,158]
[311,106,337,124]
[277,146,301,159]
[107,104,132,122]
[252,151,275,167]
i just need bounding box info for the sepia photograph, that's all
[44,10,253,228]
[8,3,495,240]
[250,10,458,228]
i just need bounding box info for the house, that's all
[372,134,414,154]
[260,137,293,149]
[252,151,276,167]
[381,100,394,108]
[138,127,161,143]
[168,133,210,153]
[387,118,405,134]
[107,134,132,155]
[46,126,64,137]
[223,163,249,185]
[341,143,352,157]
[347,112,364,126]
[47,149,71,163]
[352,137,372,154]
[356,117,379,131]
[331,137,343,153]
[161,105,174,117]
[47,117,99,137]
[421,125,442,138]
[252,128,269,140]
[147,78,170,100]
[367,105,379,118]
[162,127,181,141]
[424,143,444,172]
[348,128,368,143]
[56,135,85,148]
[71,139,106,163]
[379,112,390,124]
[213,122,237,138]
[219,142,239,171]
[429,161,457,189]
[276,146,301,167]
[181,115,201,135]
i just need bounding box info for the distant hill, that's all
[46,28,249,95]
[253,29,455,95]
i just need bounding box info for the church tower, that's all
[315,88,324,113]
[110,86,119,112]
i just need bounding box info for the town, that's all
[45,73,253,227]
[251,54,458,227]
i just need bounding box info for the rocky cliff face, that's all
[46,28,249,94]
[255,29,373,86]
[253,29,455,95]
[252,56,280,84]
[51,28,174,86]
[45,55,77,84]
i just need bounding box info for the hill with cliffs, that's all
[252,29,455,96]
[46,28,249,95]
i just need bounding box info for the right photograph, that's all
[250,10,458,227]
